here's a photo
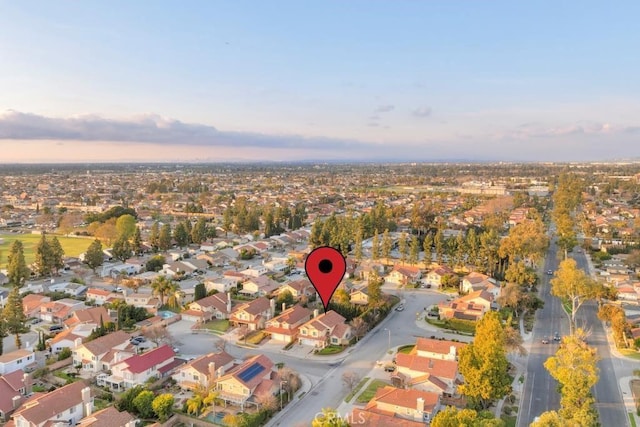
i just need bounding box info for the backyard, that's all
[0,232,92,268]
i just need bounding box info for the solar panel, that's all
[237,362,265,383]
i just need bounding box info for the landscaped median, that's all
[425,317,476,335]
[314,345,346,355]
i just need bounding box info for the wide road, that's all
[518,238,566,427]
[519,240,627,427]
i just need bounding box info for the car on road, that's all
[395,305,405,311]
[541,337,549,344]
[547,270,553,275]
[384,365,396,372]
[553,332,561,342]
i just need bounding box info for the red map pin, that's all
[305,246,347,312]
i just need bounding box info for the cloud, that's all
[412,107,432,118]
[374,105,394,113]
[0,110,379,151]
[499,121,628,140]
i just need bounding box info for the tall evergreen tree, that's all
[158,223,172,250]
[354,226,363,262]
[173,222,189,248]
[409,235,419,266]
[132,226,142,255]
[3,287,28,349]
[0,317,7,355]
[6,240,29,287]
[50,236,65,275]
[85,239,104,272]
[191,218,207,244]
[399,232,408,264]
[112,235,132,262]
[149,221,160,252]
[381,229,392,263]
[371,230,380,261]
[34,233,52,277]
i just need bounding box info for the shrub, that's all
[58,348,72,361]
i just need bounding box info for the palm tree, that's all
[150,275,178,306]
[186,393,204,416]
[203,388,219,420]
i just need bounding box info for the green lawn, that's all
[426,317,476,334]
[397,344,415,354]
[620,349,640,361]
[344,376,370,403]
[356,379,389,403]
[203,319,230,333]
[0,233,93,268]
[630,413,638,427]
[501,415,517,427]
[316,345,345,355]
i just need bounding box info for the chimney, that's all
[450,345,456,359]
[282,302,286,312]
[12,395,21,410]
[313,309,319,318]
[416,397,425,414]
[270,298,276,317]
[74,337,83,349]
[81,386,92,417]
[23,372,32,395]
[208,362,216,381]
[125,421,138,427]
[226,292,232,313]
[217,366,225,377]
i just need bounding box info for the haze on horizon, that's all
[1,1,640,163]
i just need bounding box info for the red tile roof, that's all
[118,345,175,374]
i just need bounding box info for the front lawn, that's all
[344,376,370,403]
[244,331,268,345]
[316,345,345,355]
[426,317,476,334]
[356,379,389,404]
[397,345,415,354]
[202,319,230,333]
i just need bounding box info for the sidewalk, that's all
[264,372,313,427]
[619,376,639,426]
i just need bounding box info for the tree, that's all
[142,324,171,345]
[0,316,7,355]
[256,393,278,413]
[367,269,383,306]
[311,408,350,427]
[409,234,419,265]
[133,390,156,419]
[149,221,160,251]
[398,232,408,264]
[551,258,602,334]
[276,290,294,309]
[6,240,29,286]
[194,283,206,301]
[173,222,189,248]
[84,239,104,271]
[151,393,174,422]
[145,254,165,272]
[334,289,350,305]
[350,317,368,342]
[186,393,204,416]
[49,236,65,275]
[504,260,537,287]
[151,275,178,306]
[115,385,145,413]
[423,232,433,263]
[530,411,563,427]
[34,233,52,277]
[3,286,28,348]
[371,230,380,261]
[115,214,137,240]
[191,217,207,244]
[131,226,142,255]
[458,311,511,410]
[354,226,363,261]
[431,406,505,427]
[158,223,172,251]
[112,235,132,262]
[381,229,392,263]
[504,326,527,356]
[341,371,360,390]
[544,330,599,426]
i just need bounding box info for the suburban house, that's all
[64,307,114,329]
[298,310,352,349]
[85,288,123,306]
[49,324,95,354]
[11,381,93,427]
[264,304,312,343]
[215,354,278,410]
[438,290,494,321]
[424,266,455,288]
[72,330,134,374]
[460,272,498,294]
[394,353,461,395]
[39,299,87,324]
[364,386,441,424]
[204,277,237,293]
[354,262,385,281]
[104,345,179,391]
[412,338,466,361]
[123,291,161,313]
[277,279,315,300]
[229,297,274,331]
[172,351,235,390]
[240,276,280,297]
[0,350,36,376]
[0,370,31,422]
[349,286,369,305]
[21,294,51,319]
[242,265,268,278]
[350,408,425,427]
[388,266,422,286]
[75,406,137,427]
[181,293,231,323]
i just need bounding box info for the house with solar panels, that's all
[215,354,278,410]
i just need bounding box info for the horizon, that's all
[2,2,640,162]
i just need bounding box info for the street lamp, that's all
[280,380,288,410]
[384,328,391,349]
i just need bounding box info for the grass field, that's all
[0,233,93,268]
[356,379,389,403]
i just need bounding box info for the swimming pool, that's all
[158,310,176,319]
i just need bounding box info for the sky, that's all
[1,1,640,163]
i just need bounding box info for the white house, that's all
[11,381,93,427]
[0,350,36,376]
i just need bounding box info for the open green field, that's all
[0,233,93,268]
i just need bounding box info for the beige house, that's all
[460,272,497,294]
[394,353,461,395]
[181,293,231,323]
[85,288,122,306]
[229,297,274,331]
[298,310,352,349]
[350,408,425,427]
[123,292,161,313]
[72,330,134,373]
[388,266,422,286]
[215,354,277,410]
[412,338,466,361]
[265,304,312,343]
[240,276,280,297]
[277,279,315,300]
[424,266,454,288]
[172,351,235,390]
[76,406,137,427]
[11,381,93,427]
[349,287,369,305]
[365,386,441,423]
[438,290,494,321]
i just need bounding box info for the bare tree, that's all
[350,317,368,342]
[255,393,278,412]
[342,371,360,390]
[142,324,171,345]
[214,338,227,352]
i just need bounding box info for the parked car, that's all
[553,332,561,342]
[541,337,549,344]
[384,365,396,372]
[395,305,405,311]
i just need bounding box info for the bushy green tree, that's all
[6,240,29,286]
